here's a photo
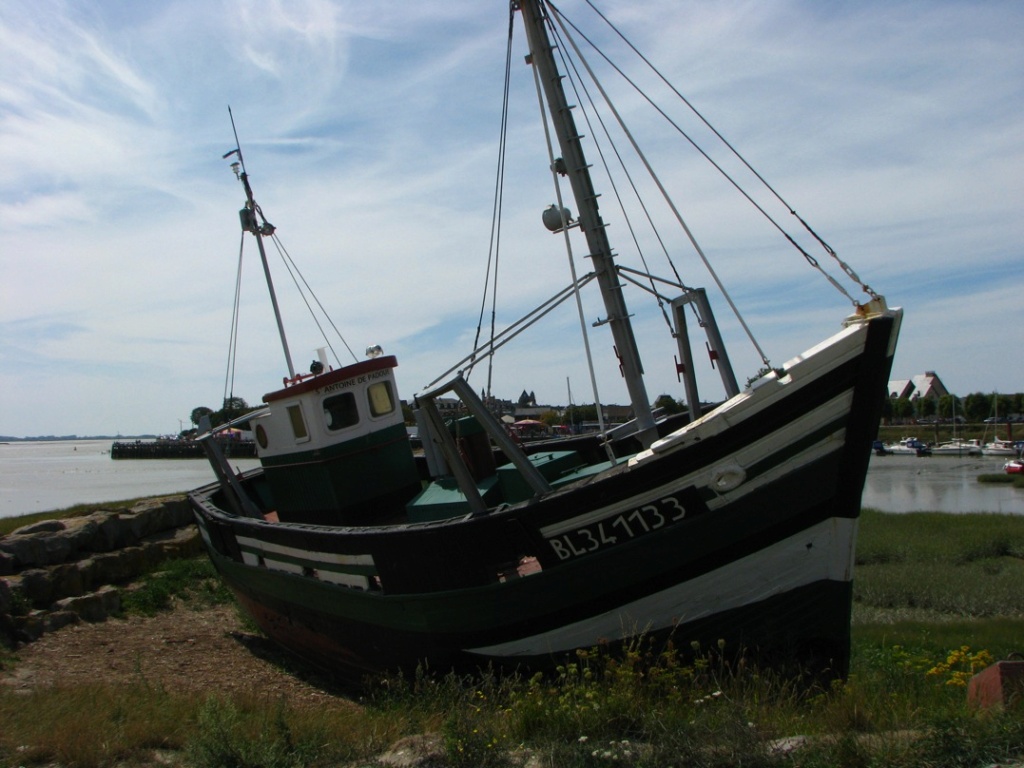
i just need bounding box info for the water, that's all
[1,440,1021,521]
[0,440,259,519]
[861,453,1024,515]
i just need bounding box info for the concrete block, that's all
[968,660,1024,710]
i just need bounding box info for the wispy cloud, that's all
[1,0,1022,436]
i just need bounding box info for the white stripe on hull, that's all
[235,534,375,568]
[467,516,856,659]
[541,389,853,538]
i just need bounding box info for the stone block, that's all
[49,562,85,600]
[17,568,54,607]
[14,612,45,642]
[87,511,128,551]
[10,519,66,536]
[54,586,120,623]
[0,577,11,614]
[88,547,147,583]
[43,609,80,633]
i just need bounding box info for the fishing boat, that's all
[189,0,902,685]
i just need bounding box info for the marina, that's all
[2,439,1022,520]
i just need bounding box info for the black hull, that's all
[190,312,900,686]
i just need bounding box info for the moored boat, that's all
[189,0,901,685]
[930,438,981,457]
[981,437,1020,457]
[885,437,931,456]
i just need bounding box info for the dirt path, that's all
[1,602,351,707]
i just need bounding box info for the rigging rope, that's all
[430,274,598,389]
[268,233,358,366]
[559,0,877,304]
[548,12,708,342]
[471,8,516,398]
[223,232,245,408]
[548,3,771,367]
[546,16,680,336]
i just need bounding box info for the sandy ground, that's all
[1,602,351,707]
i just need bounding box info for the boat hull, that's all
[190,311,900,685]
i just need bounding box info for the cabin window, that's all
[287,404,309,441]
[324,392,359,431]
[367,381,396,417]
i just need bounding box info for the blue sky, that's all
[1,0,1022,437]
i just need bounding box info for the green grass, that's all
[2,509,1024,767]
[119,556,236,616]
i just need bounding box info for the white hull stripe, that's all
[541,389,853,538]
[467,517,856,659]
[235,535,375,569]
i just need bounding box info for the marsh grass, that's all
[978,472,1024,488]
[854,510,1024,624]
[2,510,1024,766]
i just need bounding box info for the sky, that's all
[2,0,1022,438]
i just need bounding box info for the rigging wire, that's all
[268,233,358,366]
[429,273,598,389]
[471,8,516,398]
[548,3,771,367]
[223,232,246,408]
[545,11,689,336]
[556,0,875,305]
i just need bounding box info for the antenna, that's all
[223,107,296,379]
[223,106,246,178]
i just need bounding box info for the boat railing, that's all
[414,375,552,516]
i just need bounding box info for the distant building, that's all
[887,371,949,401]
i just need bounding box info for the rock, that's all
[14,612,45,643]
[0,497,198,645]
[377,734,445,768]
[85,547,148,584]
[87,511,129,551]
[49,562,85,599]
[60,518,102,555]
[0,578,11,615]
[10,519,66,536]
[0,524,83,568]
[17,569,55,607]
[54,586,120,623]
[43,609,80,633]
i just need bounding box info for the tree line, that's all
[883,391,1024,424]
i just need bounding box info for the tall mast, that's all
[516,0,657,447]
[226,110,296,379]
